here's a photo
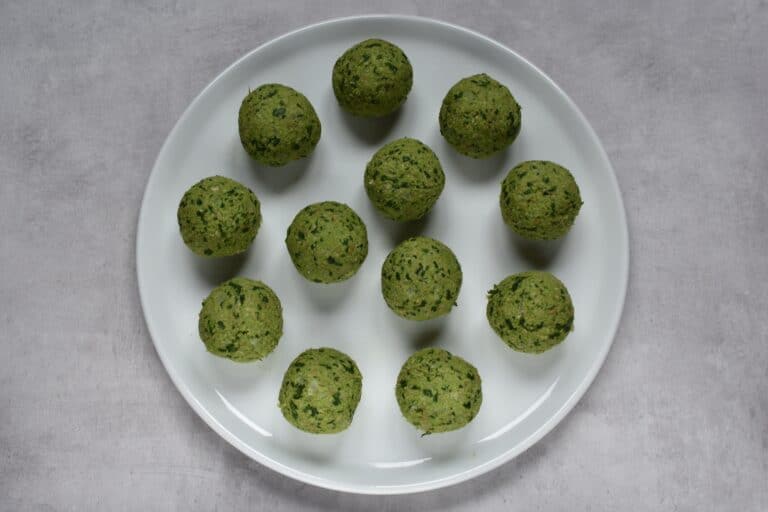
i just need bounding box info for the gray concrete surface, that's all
[1,1,767,510]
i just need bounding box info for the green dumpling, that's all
[177,176,261,257]
[486,271,574,353]
[365,138,445,221]
[198,277,283,362]
[500,160,583,240]
[439,73,521,158]
[278,348,363,434]
[332,38,413,117]
[396,348,482,434]
[285,201,369,283]
[238,83,321,166]
[381,236,462,320]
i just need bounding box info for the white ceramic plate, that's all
[137,15,628,494]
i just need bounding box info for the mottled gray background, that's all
[1,1,766,510]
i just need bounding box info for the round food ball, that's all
[285,201,369,283]
[198,278,283,361]
[486,271,574,353]
[439,73,521,158]
[396,348,482,434]
[500,160,582,240]
[238,83,321,166]
[177,176,261,257]
[381,236,462,320]
[332,39,413,117]
[278,348,363,434]
[364,137,445,221]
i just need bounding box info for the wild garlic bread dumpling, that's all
[177,176,261,257]
[365,137,445,221]
[396,348,482,434]
[198,278,283,362]
[279,348,363,434]
[381,236,462,321]
[238,83,321,166]
[332,39,413,117]
[285,201,369,283]
[439,73,521,158]
[486,271,574,353]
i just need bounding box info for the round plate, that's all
[137,15,628,494]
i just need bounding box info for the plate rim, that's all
[136,13,630,495]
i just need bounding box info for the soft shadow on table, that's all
[438,137,512,183]
[189,249,250,286]
[389,314,448,351]
[280,426,345,465]
[245,150,314,193]
[411,325,445,350]
[498,343,565,379]
[361,188,434,245]
[506,229,565,269]
[282,255,360,313]
[302,275,360,313]
[328,89,403,146]
[218,423,562,511]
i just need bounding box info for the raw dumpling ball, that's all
[279,348,363,434]
[238,83,321,166]
[332,39,413,117]
[177,176,261,257]
[439,73,521,158]
[198,277,283,361]
[365,137,445,221]
[285,201,369,283]
[396,348,482,434]
[500,160,582,240]
[486,271,574,353]
[381,236,462,320]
